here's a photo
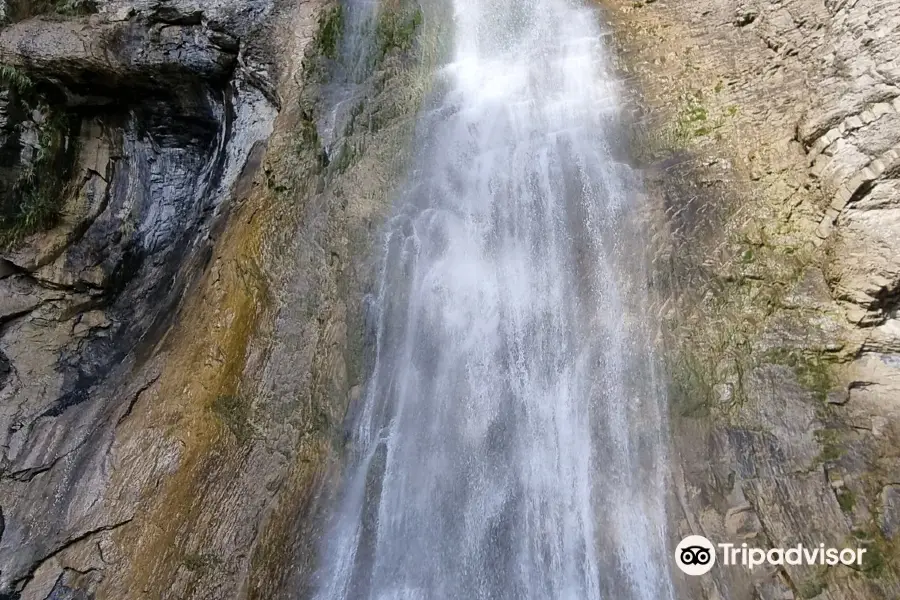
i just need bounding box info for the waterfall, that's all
[314,0,675,598]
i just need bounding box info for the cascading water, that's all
[315,0,675,598]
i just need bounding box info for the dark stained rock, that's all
[0,1,280,596]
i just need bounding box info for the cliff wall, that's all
[0,0,431,597]
[602,1,900,598]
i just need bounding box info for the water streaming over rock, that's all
[320,0,379,152]
[314,1,675,598]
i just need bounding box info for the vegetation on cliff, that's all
[0,66,75,249]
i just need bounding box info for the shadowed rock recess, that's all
[0,0,897,598]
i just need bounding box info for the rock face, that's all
[0,0,280,597]
[0,17,237,91]
[3,0,895,598]
[0,0,431,596]
[604,0,900,598]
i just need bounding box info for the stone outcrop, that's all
[0,17,237,93]
[603,0,900,598]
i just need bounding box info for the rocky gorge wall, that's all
[0,0,434,597]
[601,0,900,598]
[0,0,290,596]
[2,0,897,598]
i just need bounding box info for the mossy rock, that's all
[314,5,344,60]
[376,6,423,58]
[797,576,827,599]
[0,93,77,249]
[212,394,253,444]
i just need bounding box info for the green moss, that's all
[860,542,888,575]
[376,7,423,58]
[211,394,253,444]
[295,109,324,159]
[814,428,846,464]
[848,527,893,576]
[664,276,764,421]
[289,3,349,177]
[683,103,708,123]
[0,65,32,94]
[331,140,360,174]
[0,105,74,249]
[837,488,856,512]
[797,576,827,599]
[669,347,716,417]
[53,0,97,15]
[762,348,836,401]
[664,255,832,423]
[314,5,344,60]
[632,87,730,160]
[0,64,80,249]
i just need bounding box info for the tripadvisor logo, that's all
[675,535,716,576]
[674,535,868,576]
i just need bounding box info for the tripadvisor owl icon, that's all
[675,535,716,576]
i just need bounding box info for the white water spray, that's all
[315,1,675,598]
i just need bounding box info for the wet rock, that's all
[0,0,430,595]
[0,0,281,596]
